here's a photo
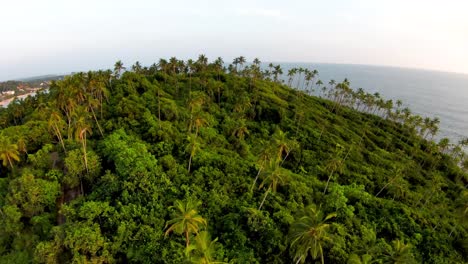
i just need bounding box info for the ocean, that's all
[278,63,468,144]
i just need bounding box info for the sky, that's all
[1,0,467,80]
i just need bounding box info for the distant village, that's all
[0,80,51,107]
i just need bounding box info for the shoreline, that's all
[0,90,39,108]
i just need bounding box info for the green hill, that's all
[0,56,466,263]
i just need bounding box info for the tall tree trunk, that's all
[250,167,262,192]
[376,173,400,197]
[90,107,104,137]
[323,170,335,194]
[258,186,271,210]
[188,154,193,173]
[158,87,161,128]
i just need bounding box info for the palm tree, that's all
[273,65,283,83]
[74,111,92,175]
[17,136,27,155]
[272,129,291,163]
[289,204,336,264]
[382,240,416,264]
[347,254,374,264]
[238,56,246,72]
[258,161,289,210]
[113,60,125,78]
[251,142,274,192]
[232,119,249,141]
[323,144,345,194]
[375,167,403,197]
[0,135,20,169]
[165,199,207,248]
[187,231,226,264]
[132,61,142,73]
[48,110,67,153]
[86,95,104,137]
[187,135,201,173]
[193,114,209,138]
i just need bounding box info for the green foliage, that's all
[0,57,466,263]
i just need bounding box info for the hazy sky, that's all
[1,0,467,80]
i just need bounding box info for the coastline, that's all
[0,90,42,108]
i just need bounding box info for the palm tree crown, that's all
[289,205,336,264]
[165,199,207,248]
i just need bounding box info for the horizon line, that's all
[2,61,468,82]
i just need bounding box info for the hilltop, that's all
[0,56,466,263]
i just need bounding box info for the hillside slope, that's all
[0,57,467,263]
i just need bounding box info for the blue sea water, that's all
[278,63,468,143]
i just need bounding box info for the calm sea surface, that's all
[278,63,468,143]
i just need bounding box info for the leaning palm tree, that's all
[0,135,20,169]
[272,129,291,163]
[289,204,336,264]
[258,161,289,210]
[165,199,207,248]
[186,135,201,173]
[48,110,67,153]
[323,144,345,194]
[251,142,274,192]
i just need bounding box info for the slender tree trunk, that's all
[158,88,161,128]
[250,167,262,192]
[90,107,104,137]
[189,73,192,100]
[317,124,327,143]
[8,157,14,169]
[295,256,303,264]
[323,171,335,194]
[188,154,193,173]
[54,125,67,153]
[449,225,456,238]
[376,173,400,197]
[185,230,190,248]
[258,186,271,210]
[80,177,84,196]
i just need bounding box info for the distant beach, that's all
[0,91,40,108]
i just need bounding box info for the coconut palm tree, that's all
[347,254,374,264]
[132,61,143,73]
[382,240,416,264]
[165,199,207,248]
[289,204,336,264]
[323,144,345,194]
[238,56,246,72]
[187,231,227,264]
[232,119,249,141]
[0,135,20,169]
[273,65,283,83]
[193,114,209,138]
[272,129,291,163]
[376,167,404,197]
[251,142,274,192]
[113,60,125,78]
[74,110,92,176]
[187,135,201,173]
[48,110,67,153]
[258,161,289,210]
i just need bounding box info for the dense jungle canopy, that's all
[0,56,467,263]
